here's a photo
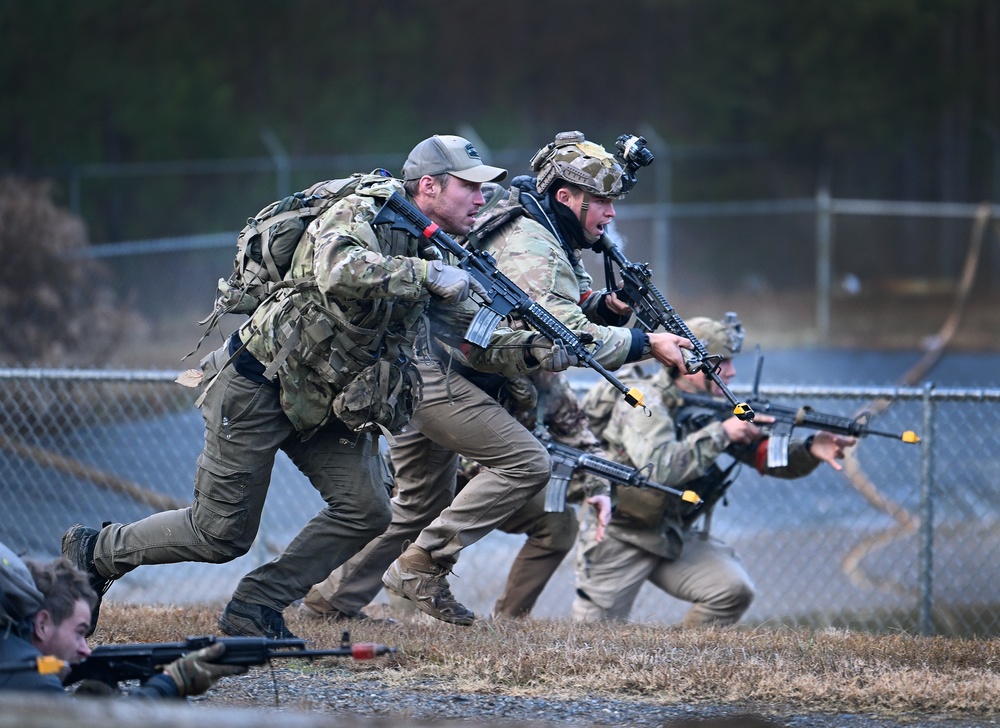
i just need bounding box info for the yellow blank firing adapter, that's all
[682,490,702,504]
[902,430,920,444]
[625,387,645,410]
[733,402,754,420]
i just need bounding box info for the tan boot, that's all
[298,587,344,619]
[382,544,475,626]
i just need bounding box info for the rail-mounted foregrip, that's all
[373,191,645,409]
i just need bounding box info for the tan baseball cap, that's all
[402,135,507,183]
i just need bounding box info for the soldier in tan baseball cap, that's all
[402,134,507,183]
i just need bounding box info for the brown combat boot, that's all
[297,590,396,624]
[382,543,474,626]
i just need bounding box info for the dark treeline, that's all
[2,0,999,202]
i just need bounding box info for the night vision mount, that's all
[613,133,654,194]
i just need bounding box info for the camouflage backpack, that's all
[195,169,392,344]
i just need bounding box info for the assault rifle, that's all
[60,633,396,689]
[604,132,750,421]
[534,429,702,512]
[594,240,753,422]
[593,236,753,421]
[373,192,646,410]
[677,355,920,468]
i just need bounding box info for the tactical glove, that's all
[424,260,490,304]
[528,336,578,372]
[163,641,248,697]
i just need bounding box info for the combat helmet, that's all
[0,541,44,633]
[530,131,625,197]
[687,312,745,359]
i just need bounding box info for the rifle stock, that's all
[63,633,396,688]
[373,192,646,410]
[534,429,702,512]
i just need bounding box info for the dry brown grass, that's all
[98,603,1000,720]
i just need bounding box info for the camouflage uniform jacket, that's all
[473,182,642,372]
[585,363,822,560]
[244,176,536,435]
[242,176,423,434]
[427,182,604,380]
[439,183,618,501]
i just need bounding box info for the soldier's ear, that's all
[33,608,54,642]
[554,186,575,206]
[417,175,441,198]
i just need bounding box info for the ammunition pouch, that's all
[614,484,670,530]
[266,293,420,435]
[332,356,420,434]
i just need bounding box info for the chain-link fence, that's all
[2,368,997,637]
[23,141,999,357]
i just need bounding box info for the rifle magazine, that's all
[543,477,569,512]
[465,307,503,348]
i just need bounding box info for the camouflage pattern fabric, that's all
[244,176,427,434]
[474,213,635,370]
[583,364,820,559]
[531,131,625,197]
[531,370,610,501]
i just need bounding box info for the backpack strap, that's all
[239,205,320,283]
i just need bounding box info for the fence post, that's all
[918,382,936,635]
[641,125,672,293]
[261,128,291,198]
[815,185,832,337]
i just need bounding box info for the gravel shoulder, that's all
[201,670,998,728]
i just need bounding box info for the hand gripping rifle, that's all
[593,236,754,421]
[533,428,702,512]
[677,354,920,468]
[373,191,646,410]
[59,633,396,689]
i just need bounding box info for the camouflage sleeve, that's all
[604,384,731,488]
[486,219,637,370]
[722,429,822,478]
[310,195,428,301]
[427,304,541,376]
[462,329,541,376]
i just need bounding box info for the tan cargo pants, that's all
[572,513,755,626]
[305,358,558,617]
